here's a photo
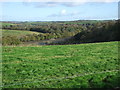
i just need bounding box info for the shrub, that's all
[2,36,21,45]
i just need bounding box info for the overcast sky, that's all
[0,0,119,21]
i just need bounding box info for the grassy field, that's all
[1,29,40,37]
[2,41,119,88]
[0,22,16,26]
[0,20,104,26]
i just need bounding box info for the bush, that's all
[2,36,21,45]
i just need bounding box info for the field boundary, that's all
[1,69,119,88]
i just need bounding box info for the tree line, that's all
[2,20,95,45]
[1,20,119,45]
[49,20,119,45]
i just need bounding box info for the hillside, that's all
[2,41,119,88]
[50,20,119,45]
[2,29,40,37]
[73,20,119,43]
[1,29,49,45]
[1,20,119,46]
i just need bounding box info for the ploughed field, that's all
[2,41,119,88]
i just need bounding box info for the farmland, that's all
[2,41,119,88]
[1,20,119,46]
[1,29,47,45]
[1,29,40,38]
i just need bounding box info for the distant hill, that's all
[49,20,119,45]
[73,20,119,43]
[1,20,119,45]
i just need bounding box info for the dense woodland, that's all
[1,20,119,45]
[50,20,119,45]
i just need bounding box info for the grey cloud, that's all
[23,2,83,8]
[35,2,59,7]
[60,2,84,7]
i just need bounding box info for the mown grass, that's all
[2,41,119,88]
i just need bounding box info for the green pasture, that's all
[1,29,40,37]
[2,41,119,88]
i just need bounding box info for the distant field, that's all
[1,29,40,37]
[63,20,104,25]
[0,20,104,26]
[20,20,103,25]
[2,41,119,88]
[0,22,16,26]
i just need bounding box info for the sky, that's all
[0,0,119,21]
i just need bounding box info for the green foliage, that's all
[2,29,50,45]
[1,20,119,46]
[73,20,119,43]
[2,41,119,88]
[1,20,97,40]
[2,36,21,45]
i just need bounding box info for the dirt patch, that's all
[51,55,71,58]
